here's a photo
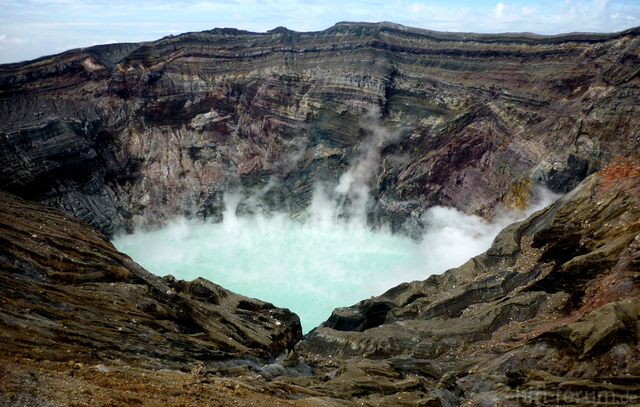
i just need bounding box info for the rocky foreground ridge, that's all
[1,22,640,236]
[296,154,640,405]
[1,22,640,406]
[2,155,640,405]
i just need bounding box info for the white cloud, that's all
[91,40,117,46]
[496,2,505,18]
[57,44,79,52]
[410,2,426,14]
[0,34,28,45]
[522,6,535,15]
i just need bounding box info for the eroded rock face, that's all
[296,154,640,405]
[2,22,640,406]
[2,23,640,236]
[2,159,640,406]
[0,191,302,370]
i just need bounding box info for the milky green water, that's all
[112,213,427,333]
[112,189,557,333]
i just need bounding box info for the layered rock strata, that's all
[295,155,640,405]
[0,190,302,374]
[2,156,640,406]
[1,23,640,235]
[2,21,640,406]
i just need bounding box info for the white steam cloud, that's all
[329,119,404,225]
[112,125,560,332]
[373,187,559,293]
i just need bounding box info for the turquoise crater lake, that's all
[111,199,544,333]
[112,213,422,333]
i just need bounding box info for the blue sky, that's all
[1,0,639,64]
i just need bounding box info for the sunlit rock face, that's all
[0,190,302,367]
[1,22,640,236]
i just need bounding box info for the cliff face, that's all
[2,22,640,235]
[2,22,640,406]
[2,156,640,406]
[295,154,640,405]
[0,190,302,367]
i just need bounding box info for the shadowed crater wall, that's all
[1,22,640,236]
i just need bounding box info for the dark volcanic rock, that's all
[0,120,126,236]
[2,21,640,406]
[0,190,302,370]
[296,154,640,405]
[5,157,639,405]
[2,22,640,235]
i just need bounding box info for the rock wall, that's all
[0,190,302,369]
[2,21,640,404]
[2,155,639,406]
[2,22,640,236]
[295,154,640,405]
